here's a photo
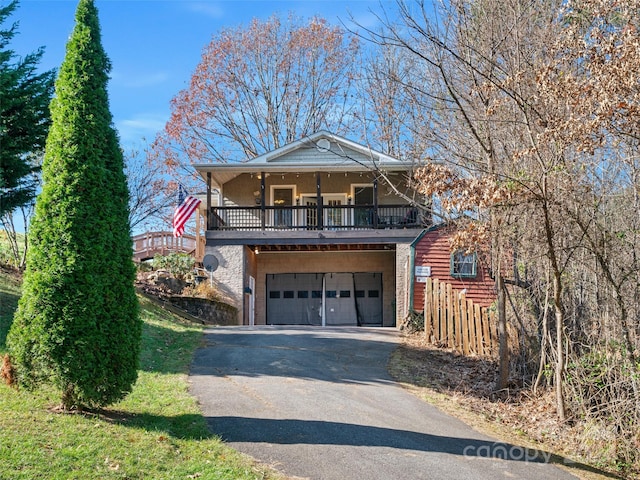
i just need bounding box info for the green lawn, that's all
[0,270,21,354]
[0,272,281,480]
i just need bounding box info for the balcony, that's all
[132,231,203,262]
[207,204,426,231]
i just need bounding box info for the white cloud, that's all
[116,113,168,144]
[185,2,225,19]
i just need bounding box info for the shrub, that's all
[182,281,222,302]
[153,253,195,280]
[137,260,153,273]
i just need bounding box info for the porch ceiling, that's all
[205,228,423,246]
[193,163,410,189]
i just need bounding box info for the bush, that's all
[0,240,11,266]
[153,253,195,280]
[182,281,222,302]
[564,344,639,471]
[137,260,153,273]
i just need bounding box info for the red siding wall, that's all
[413,227,496,309]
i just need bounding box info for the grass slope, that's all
[0,269,20,354]
[0,272,281,480]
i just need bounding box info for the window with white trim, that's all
[450,251,477,278]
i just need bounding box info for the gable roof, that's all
[193,131,414,188]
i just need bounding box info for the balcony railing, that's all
[132,231,202,262]
[207,204,426,231]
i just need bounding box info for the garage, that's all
[266,272,383,326]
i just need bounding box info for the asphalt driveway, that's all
[189,326,577,480]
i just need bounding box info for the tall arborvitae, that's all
[7,0,141,409]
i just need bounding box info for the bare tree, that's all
[357,0,563,395]
[1,203,32,270]
[125,146,174,232]
[0,157,40,270]
[364,0,640,468]
[538,0,640,420]
[150,13,360,182]
[355,42,432,162]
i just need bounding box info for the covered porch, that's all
[199,169,429,232]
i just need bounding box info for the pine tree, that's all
[7,0,141,409]
[0,0,55,216]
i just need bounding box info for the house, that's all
[410,225,497,312]
[405,225,499,355]
[193,131,430,327]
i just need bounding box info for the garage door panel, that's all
[267,273,322,325]
[325,273,357,326]
[354,273,383,326]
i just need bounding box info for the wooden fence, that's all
[132,231,203,263]
[423,277,500,356]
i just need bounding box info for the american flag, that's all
[173,185,201,237]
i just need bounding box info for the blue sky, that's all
[11,0,388,153]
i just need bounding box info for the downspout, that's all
[409,228,432,314]
[409,241,416,314]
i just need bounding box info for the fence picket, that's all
[424,277,433,341]
[454,290,461,351]
[461,295,468,353]
[471,298,482,354]
[435,278,443,343]
[446,283,454,348]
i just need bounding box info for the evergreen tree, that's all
[7,0,141,409]
[0,1,55,216]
